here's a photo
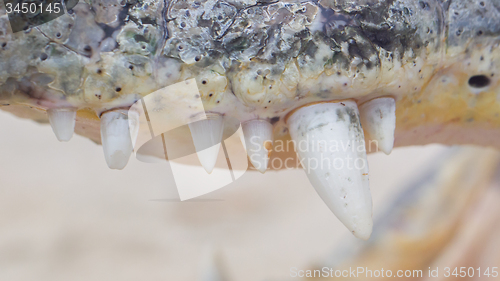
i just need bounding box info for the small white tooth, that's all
[47,108,76,142]
[287,101,373,240]
[100,110,133,170]
[242,120,273,173]
[359,97,396,155]
[188,114,224,174]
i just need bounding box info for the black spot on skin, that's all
[270,116,280,125]
[40,53,48,60]
[469,75,490,88]
[82,45,92,57]
[115,87,122,92]
[97,69,102,74]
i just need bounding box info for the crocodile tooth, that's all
[188,114,224,174]
[287,101,373,240]
[359,97,396,155]
[242,119,274,173]
[47,108,77,142]
[100,110,134,170]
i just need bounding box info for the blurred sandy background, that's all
[0,109,450,281]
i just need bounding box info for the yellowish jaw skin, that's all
[3,41,499,160]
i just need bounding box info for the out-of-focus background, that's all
[0,110,499,281]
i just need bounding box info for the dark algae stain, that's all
[165,0,434,73]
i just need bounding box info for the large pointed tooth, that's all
[359,97,396,155]
[287,101,373,240]
[100,110,133,170]
[188,114,224,174]
[47,108,76,142]
[242,120,273,173]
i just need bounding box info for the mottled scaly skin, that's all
[0,0,499,155]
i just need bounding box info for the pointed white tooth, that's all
[359,97,396,155]
[188,114,224,174]
[242,120,273,173]
[100,110,133,170]
[47,108,76,142]
[287,101,373,240]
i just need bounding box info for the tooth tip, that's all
[105,151,131,170]
[100,110,134,170]
[196,144,221,174]
[53,130,74,142]
[352,226,373,240]
[47,108,76,142]
[249,159,269,173]
[189,115,224,174]
[202,164,215,174]
[55,131,74,142]
[57,135,73,142]
[242,120,273,174]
